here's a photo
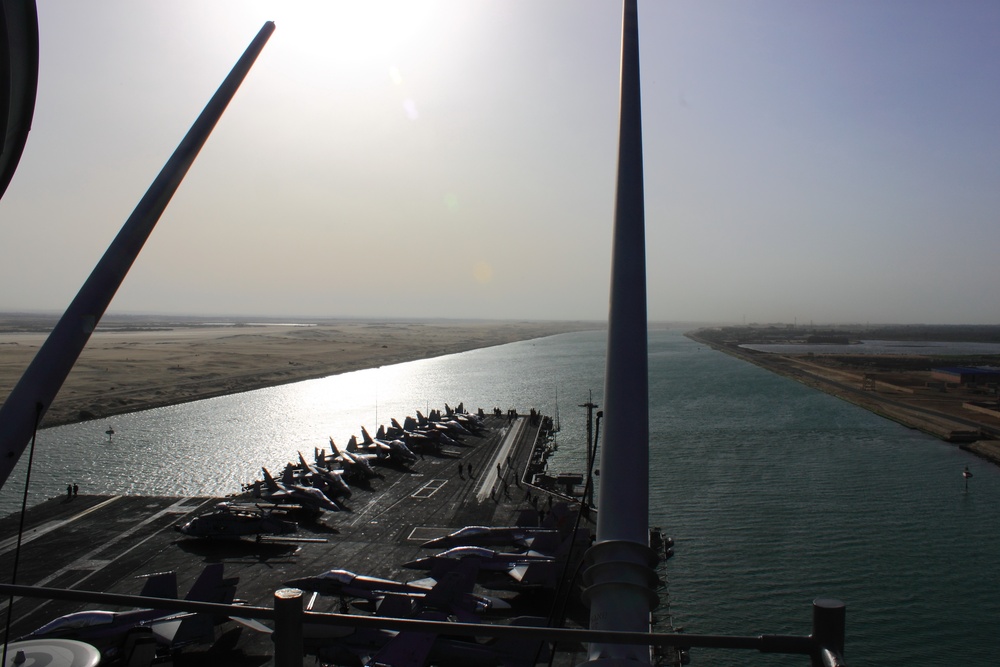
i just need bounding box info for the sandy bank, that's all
[0,319,600,428]
[686,330,1000,467]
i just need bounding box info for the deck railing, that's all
[1,583,845,666]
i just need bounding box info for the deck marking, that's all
[11,497,214,619]
[411,479,447,499]
[0,496,121,556]
[348,471,414,527]
[407,526,452,542]
[476,417,525,502]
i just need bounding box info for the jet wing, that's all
[365,630,436,667]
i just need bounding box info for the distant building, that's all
[806,335,850,345]
[930,367,1000,385]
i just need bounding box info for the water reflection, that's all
[0,331,607,516]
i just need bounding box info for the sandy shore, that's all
[686,330,1000,467]
[0,318,600,428]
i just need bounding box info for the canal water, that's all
[1,329,997,665]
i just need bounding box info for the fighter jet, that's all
[353,425,418,467]
[417,410,472,437]
[420,525,561,551]
[405,550,565,594]
[298,591,547,667]
[255,466,342,513]
[403,546,556,573]
[408,528,593,593]
[328,437,381,482]
[20,564,237,661]
[293,450,352,499]
[285,561,511,623]
[444,403,486,434]
[403,416,465,449]
[386,418,442,454]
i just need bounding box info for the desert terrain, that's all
[0,315,599,428]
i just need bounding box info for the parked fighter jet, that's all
[417,410,472,437]
[351,426,418,467]
[408,527,592,593]
[420,525,561,551]
[403,546,556,574]
[299,592,547,667]
[326,437,381,482]
[293,450,352,499]
[443,403,486,434]
[386,418,442,454]
[405,551,566,594]
[255,466,342,513]
[403,416,465,448]
[285,561,510,623]
[20,564,237,661]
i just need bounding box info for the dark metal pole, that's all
[580,397,597,508]
[274,587,304,667]
[581,0,655,663]
[810,598,846,667]
[0,21,275,490]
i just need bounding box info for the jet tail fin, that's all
[167,613,214,647]
[366,630,437,667]
[422,559,479,609]
[185,563,228,602]
[261,467,280,492]
[375,592,415,619]
[138,571,178,599]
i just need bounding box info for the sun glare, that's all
[261,2,452,80]
[473,261,493,284]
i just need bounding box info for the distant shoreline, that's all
[686,329,1000,468]
[0,317,602,429]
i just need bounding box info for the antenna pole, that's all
[0,22,275,489]
[580,1,657,664]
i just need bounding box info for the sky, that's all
[1,0,999,325]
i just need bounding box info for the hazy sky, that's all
[1,1,998,325]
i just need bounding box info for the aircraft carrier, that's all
[0,412,640,666]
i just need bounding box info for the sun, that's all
[473,261,493,284]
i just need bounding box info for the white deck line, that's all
[475,416,525,502]
[0,496,121,556]
[9,497,213,619]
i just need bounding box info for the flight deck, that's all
[0,414,613,666]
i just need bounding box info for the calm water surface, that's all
[1,329,997,665]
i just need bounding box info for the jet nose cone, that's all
[419,536,453,549]
[401,557,433,570]
[283,577,321,592]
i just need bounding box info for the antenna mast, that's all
[579,1,657,664]
[0,22,276,489]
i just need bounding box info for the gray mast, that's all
[0,21,275,490]
[580,0,658,665]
